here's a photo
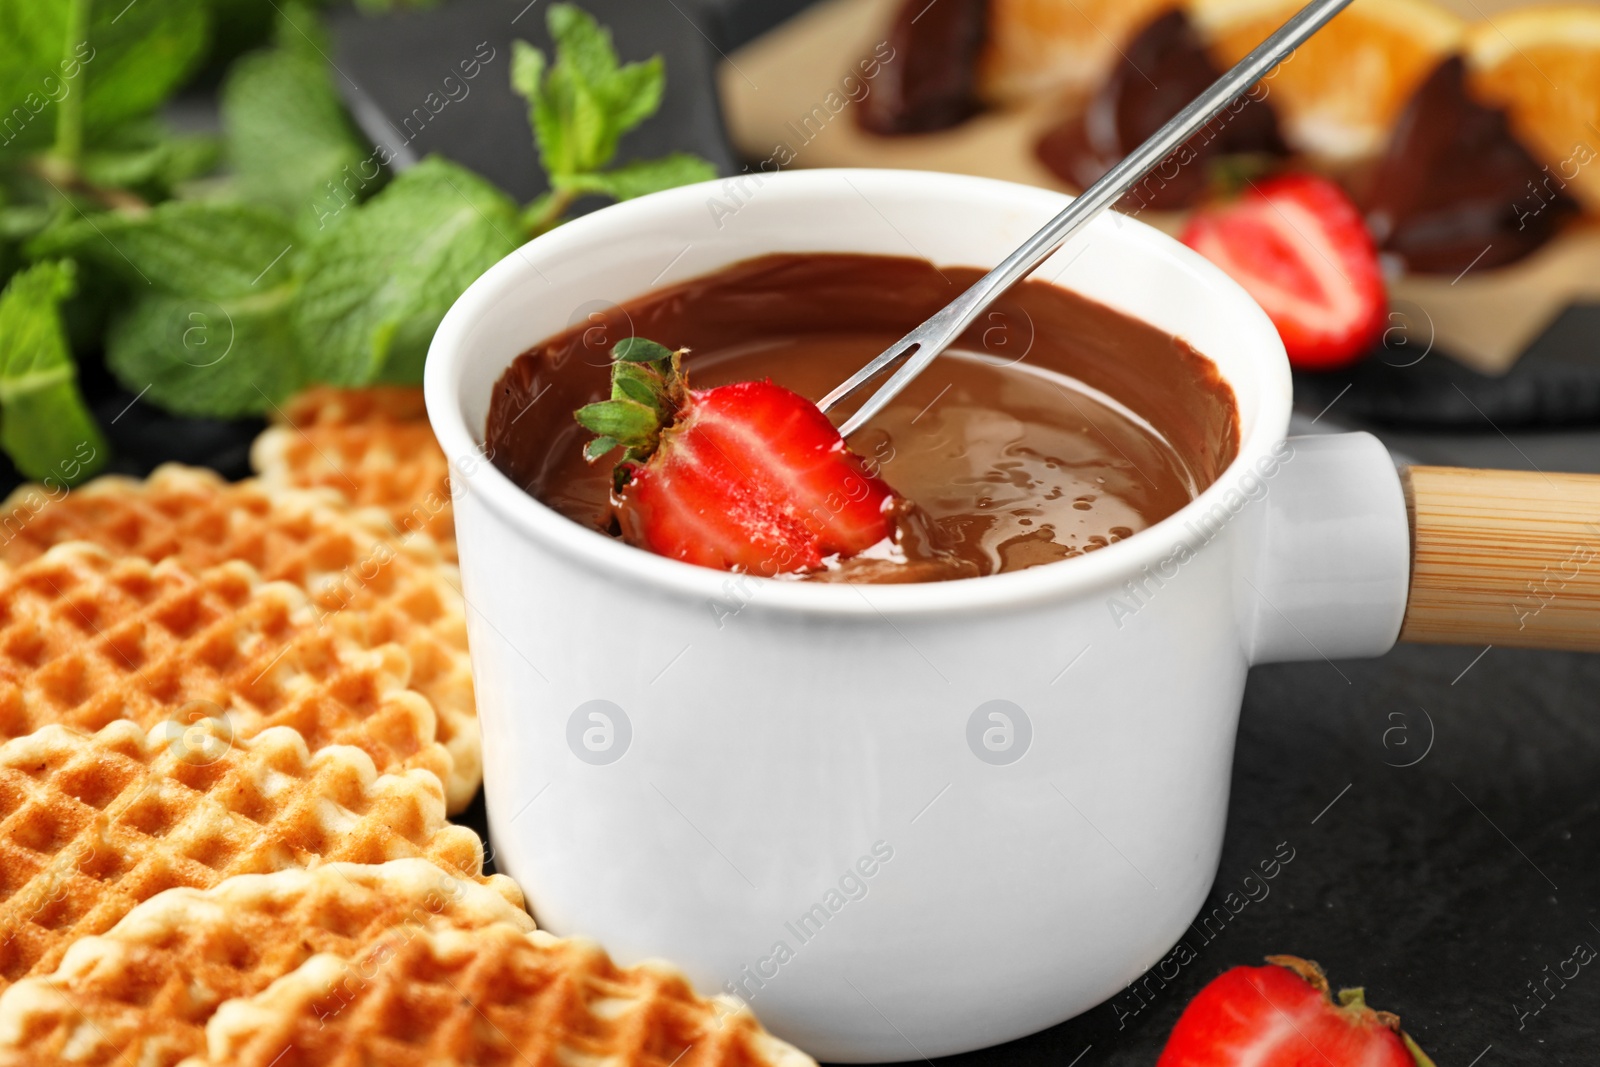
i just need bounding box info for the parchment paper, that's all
[716,0,1600,375]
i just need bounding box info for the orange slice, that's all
[1188,0,1465,162]
[1466,5,1600,212]
[976,0,1178,104]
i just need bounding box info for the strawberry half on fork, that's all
[574,337,899,575]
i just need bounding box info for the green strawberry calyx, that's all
[572,336,691,491]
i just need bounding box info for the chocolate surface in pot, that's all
[486,253,1238,583]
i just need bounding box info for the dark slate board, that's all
[1297,303,1600,430]
[22,2,1594,1064]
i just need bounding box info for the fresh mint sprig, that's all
[0,0,211,484]
[88,2,715,411]
[0,1,715,484]
[513,4,716,235]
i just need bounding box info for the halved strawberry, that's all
[1180,174,1387,371]
[1157,955,1436,1067]
[574,337,898,575]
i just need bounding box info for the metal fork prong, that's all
[822,273,1004,432]
[836,326,952,437]
[814,0,1354,437]
[817,337,921,414]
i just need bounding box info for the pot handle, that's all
[1400,466,1600,651]
[1247,432,1412,665]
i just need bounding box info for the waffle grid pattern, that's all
[0,543,453,795]
[0,719,512,988]
[0,859,530,1067]
[0,466,478,810]
[196,924,818,1067]
[252,385,456,561]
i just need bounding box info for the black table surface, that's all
[29,2,1597,1063]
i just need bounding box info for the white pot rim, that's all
[426,168,1293,618]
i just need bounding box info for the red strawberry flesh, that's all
[1180,174,1387,371]
[1157,955,1435,1067]
[576,340,898,576]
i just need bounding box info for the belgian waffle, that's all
[0,859,530,1067]
[0,466,478,810]
[252,386,456,560]
[0,719,516,988]
[0,542,453,796]
[190,923,818,1067]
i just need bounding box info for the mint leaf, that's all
[79,121,222,195]
[270,0,330,56]
[0,2,86,152]
[550,4,665,146]
[292,156,520,385]
[0,0,208,151]
[514,5,667,177]
[547,3,618,88]
[567,77,613,174]
[516,41,575,176]
[222,47,377,225]
[82,0,210,135]
[31,203,307,418]
[0,261,107,484]
[31,200,299,297]
[600,57,665,139]
[512,5,711,229]
[0,204,54,242]
[554,153,715,201]
[107,288,304,417]
[510,38,546,102]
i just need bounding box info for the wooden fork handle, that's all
[1401,466,1600,651]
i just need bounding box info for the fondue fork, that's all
[817,0,1355,437]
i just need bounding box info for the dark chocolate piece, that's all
[1035,10,1286,212]
[857,0,989,135]
[1361,55,1580,275]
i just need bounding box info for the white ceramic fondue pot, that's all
[426,169,1595,1061]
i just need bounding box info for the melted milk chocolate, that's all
[486,254,1238,583]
